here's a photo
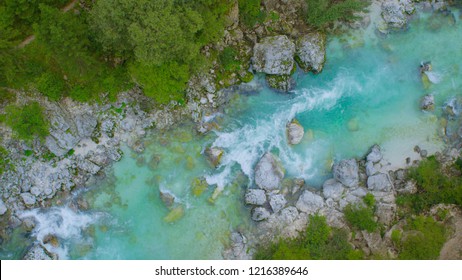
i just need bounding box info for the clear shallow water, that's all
[2,9,462,260]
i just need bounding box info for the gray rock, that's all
[286,119,304,145]
[75,113,97,138]
[254,152,285,191]
[245,189,267,206]
[252,207,271,221]
[77,159,101,175]
[23,244,58,260]
[0,200,7,215]
[322,179,344,201]
[376,203,396,225]
[366,161,379,176]
[160,190,175,209]
[420,149,428,158]
[381,0,410,29]
[397,180,417,194]
[333,159,359,188]
[367,173,393,192]
[295,190,324,213]
[278,206,299,224]
[20,193,36,206]
[421,94,435,111]
[367,145,383,163]
[205,147,224,168]
[295,32,326,73]
[252,35,295,75]
[269,194,287,214]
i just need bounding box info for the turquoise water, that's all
[2,8,462,260]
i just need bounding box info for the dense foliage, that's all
[2,102,49,141]
[305,0,368,29]
[397,156,462,213]
[397,216,447,259]
[255,215,362,260]
[344,193,378,232]
[238,0,266,27]
[0,146,10,175]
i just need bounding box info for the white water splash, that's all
[425,71,443,84]
[19,207,102,259]
[206,73,362,189]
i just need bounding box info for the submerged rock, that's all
[191,177,208,197]
[245,189,267,206]
[205,147,224,168]
[286,119,304,145]
[252,35,295,75]
[163,205,184,223]
[254,152,285,191]
[266,74,294,92]
[421,94,435,111]
[251,207,271,221]
[295,190,324,214]
[295,32,326,73]
[333,159,359,188]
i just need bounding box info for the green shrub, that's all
[3,102,49,141]
[239,0,266,27]
[36,71,66,101]
[397,156,462,213]
[305,0,368,30]
[344,199,377,232]
[219,47,240,72]
[255,215,358,260]
[398,216,446,260]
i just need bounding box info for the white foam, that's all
[205,72,361,189]
[19,207,101,259]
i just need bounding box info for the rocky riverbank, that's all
[1,0,461,259]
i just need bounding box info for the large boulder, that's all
[254,152,285,191]
[295,190,324,214]
[252,35,295,75]
[252,207,271,221]
[245,189,267,206]
[322,179,344,201]
[333,159,359,188]
[268,193,287,214]
[381,0,414,30]
[295,32,326,73]
[367,173,393,192]
[286,119,304,145]
[367,145,383,163]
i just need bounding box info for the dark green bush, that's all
[0,146,10,175]
[3,102,49,141]
[344,195,378,232]
[397,156,462,213]
[238,0,266,27]
[219,47,240,72]
[305,0,368,29]
[255,215,360,260]
[398,216,446,259]
[36,71,66,101]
